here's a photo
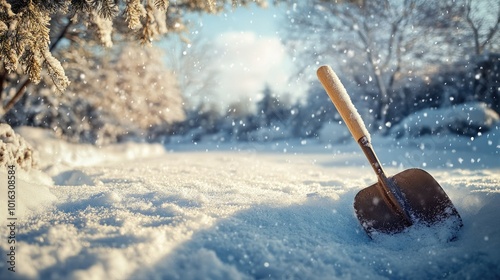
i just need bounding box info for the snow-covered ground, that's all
[0,125,499,279]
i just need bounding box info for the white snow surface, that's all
[1,126,499,279]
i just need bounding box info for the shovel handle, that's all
[317,65,370,142]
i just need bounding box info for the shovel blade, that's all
[354,168,462,236]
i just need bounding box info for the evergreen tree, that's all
[256,84,290,126]
[251,84,293,141]
[291,83,336,139]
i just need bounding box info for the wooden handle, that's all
[317,65,371,142]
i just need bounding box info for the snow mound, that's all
[0,123,38,170]
[53,169,100,186]
[15,126,167,170]
[391,102,499,138]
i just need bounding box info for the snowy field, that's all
[0,126,499,279]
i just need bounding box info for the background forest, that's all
[1,0,499,147]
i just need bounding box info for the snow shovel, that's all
[317,65,463,237]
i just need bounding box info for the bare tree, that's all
[463,0,500,55]
[414,0,499,56]
[283,1,424,125]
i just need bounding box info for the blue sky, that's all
[197,4,283,38]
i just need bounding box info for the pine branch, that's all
[91,12,113,47]
[43,49,70,92]
[154,0,169,11]
[1,18,72,117]
[90,0,118,19]
[124,0,146,29]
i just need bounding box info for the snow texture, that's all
[0,124,499,279]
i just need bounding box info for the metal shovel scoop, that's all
[317,65,463,237]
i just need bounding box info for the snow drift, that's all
[391,102,499,138]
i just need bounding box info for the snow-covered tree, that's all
[245,85,293,141]
[4,44,184,144]
[290,83,337,139]
[256,85,289,126]
[283,1,421,125]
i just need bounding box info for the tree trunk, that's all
[367,51,389,126]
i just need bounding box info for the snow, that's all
[0,170,56,223]
[0,124,37,171]
[0,125,499,279]
[15,126,167,171]
[391,102,499,138]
